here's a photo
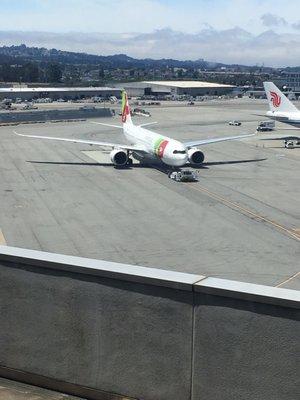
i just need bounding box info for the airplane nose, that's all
[175,154,188,166]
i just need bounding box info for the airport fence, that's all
[0,245,299,400]
[0,108,113,124]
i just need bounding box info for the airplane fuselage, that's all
[123,123,188,167]
[266,110,300,128]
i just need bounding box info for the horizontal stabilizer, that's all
[252,113,268,117]
[90,121,123,129]
[139,122,158,128]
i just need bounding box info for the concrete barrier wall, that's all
[193,279,300,400]
[0,108,113,123]
[0,245,299,400]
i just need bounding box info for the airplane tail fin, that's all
[263,82,298,113]
[121,90,133,125]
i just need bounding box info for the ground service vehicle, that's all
[169,170,199,182]
[132,108,151,117]
[285,140,295,149]
[229,120,241,126]
[257,120,275,131]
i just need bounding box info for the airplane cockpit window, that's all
[173,150,187,154]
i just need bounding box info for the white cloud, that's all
[261,13,287,27]
[292,21,300,30]
[1,27,300,67]
[1,1,300,66]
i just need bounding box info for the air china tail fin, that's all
[263,82,298,113]
[121,90,133,125]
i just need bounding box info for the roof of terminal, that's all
[144,81,235,88]
[0,87,121,93]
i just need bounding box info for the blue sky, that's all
[0,0,300,33]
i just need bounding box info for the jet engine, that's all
[110,149,128,166]
[187,148,205,165]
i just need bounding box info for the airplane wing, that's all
[13,131,146,152]
[184,133,255,148]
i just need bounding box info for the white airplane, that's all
[263,82,300,128]
[14,91,254,169]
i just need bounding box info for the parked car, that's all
[79,105,96,110]
[22,103,38,110]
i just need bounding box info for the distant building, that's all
[0,86,122,101]
[122,81,235,97]
[280,71,300,93]
[244,89,266,99]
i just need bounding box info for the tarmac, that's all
[0,377,83,399]
[0,98,299,290]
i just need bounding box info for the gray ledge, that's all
[195,277,300,309]
[1,245,299,305]
[0,245,205,291]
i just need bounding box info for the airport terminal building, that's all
[122,81,236,97]
[0,81,235,101]
[0,86,122,101]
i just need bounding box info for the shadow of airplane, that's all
[260,136,300,141]
[27,160,148,169]
[28,158,267,170]
[202,158,267,166]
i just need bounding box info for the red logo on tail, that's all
[270,91,281,108]
[122,104,129,123]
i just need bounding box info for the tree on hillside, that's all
[45,63,62,83]
[22,62,39,82]
[98,68,105,79]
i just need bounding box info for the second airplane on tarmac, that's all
[14,91,254,169]
[263,82,300,129]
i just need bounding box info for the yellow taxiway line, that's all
[187,183,300,242]
[0,229,7,245]
[276,271,300,288]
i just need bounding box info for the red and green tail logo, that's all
[121,91,130,122]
